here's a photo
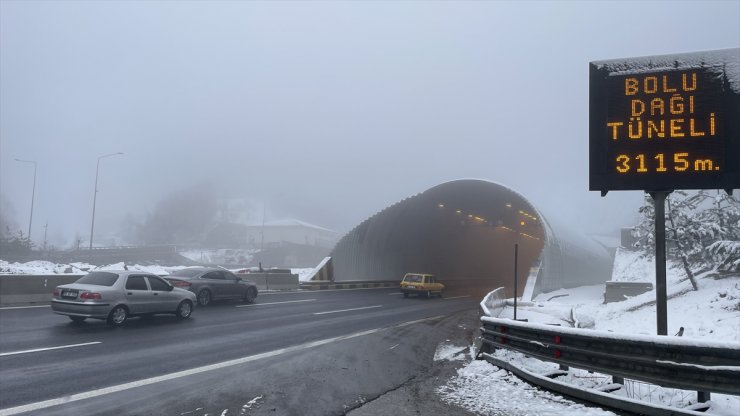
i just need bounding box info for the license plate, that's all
[61,290,78,299]
[406,285,416,289]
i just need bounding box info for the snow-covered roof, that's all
[592,48,740,93]
[253,219,336,233]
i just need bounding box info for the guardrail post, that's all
[477,337,493,357]
[612,376,623,385]
[697,391,710,403]
[559,364,569,371]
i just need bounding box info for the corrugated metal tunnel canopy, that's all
[330,179,613,299]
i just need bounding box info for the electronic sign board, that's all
[589,49,740,194]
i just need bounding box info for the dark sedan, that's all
[165,267,258,306]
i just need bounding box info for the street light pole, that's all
[89,152,123,249]
[14,159,37,242]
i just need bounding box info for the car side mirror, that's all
[167,285,174,291]
[236,276,242,282]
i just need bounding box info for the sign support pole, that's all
[513,243,518,321]
[650,191,670,336]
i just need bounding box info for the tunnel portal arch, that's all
[329,179,613,299]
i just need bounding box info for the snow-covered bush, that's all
[706,240,740,272]
[631,191,740,284]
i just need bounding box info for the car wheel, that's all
[403,292,409,298]
[107,305,128,326]
[197,289,211,307]
[176,300,193,319]
[243,287,257,304]
[69,316,86,323]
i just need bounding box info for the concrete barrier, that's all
[236,273,299,291]
[0,275,82,306]
[603,281,653,303]
[299,280,400,290]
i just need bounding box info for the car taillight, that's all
[80,292,102,300]
[52,288,60,297]
[171,280,191,288]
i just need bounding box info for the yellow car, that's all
[400,273,444,298]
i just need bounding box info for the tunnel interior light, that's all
[520,221,526,226]
[518,210,538,221]
[438,203,445,208]
[456,209,462,214]
[468,214,473,218]
[506,203,512,208]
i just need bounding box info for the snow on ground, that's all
[292,268,316,282]
[583,275,740,340]
[610,247,657,282]
[440,248,740,415]
[0,260,189,275]
[437,359,617,416]
[178,248,257,265]
[1,260,313,280]
[433,342,468,362]
[461,349,740,416]
[527,248,740,340]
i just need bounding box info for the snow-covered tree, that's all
[0,227,34,259]
[631,190,740,289]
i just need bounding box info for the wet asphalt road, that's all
[0,288,480,416]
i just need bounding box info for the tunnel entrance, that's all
[330,180,547,298]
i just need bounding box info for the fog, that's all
[1,1,738,247]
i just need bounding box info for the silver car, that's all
[51,271,197,326]
[165,267,258,306]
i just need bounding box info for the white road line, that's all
[444,295,472,300]
[235,299,316,308]
[0,315,445,416]
[388,343,400,350]
[0,342,101,357]
[313,305,382,315]
[387,292,403,295]
[0,305,50,310]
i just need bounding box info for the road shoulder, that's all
[347,309,480,416]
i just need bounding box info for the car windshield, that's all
[170,269,202,278]
[76,272,119,286]
[404,275,423,283]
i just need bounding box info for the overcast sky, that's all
[1,0,739,246]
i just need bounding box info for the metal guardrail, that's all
[480,316,740,396]
[299,280,399,290]
[479,287,506,317]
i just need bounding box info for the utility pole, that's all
[259,202,266,267]
[14,159,37,242]
[89,152,123,249]
[43,222,48,251]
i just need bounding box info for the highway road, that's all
[0,288,480,416]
